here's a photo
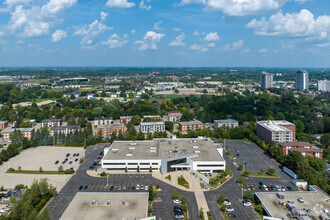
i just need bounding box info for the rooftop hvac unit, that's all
[193,145,199,149]
[168,141,172,145]
[131,141,137,146]
[174,147,178,153]
[150,145,156,150]
[126,153,133,157]
[106,200,111,205]
[129,146,135,150]
[150,149,156,153]
[122,200,126,205]
[112,148,118,153]
[90,200,96,205]
[194,151,201,154]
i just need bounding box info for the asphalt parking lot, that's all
[47,145,199,220]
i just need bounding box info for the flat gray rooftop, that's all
[256,186,330,219]
[103,138,223,162]
[60,192,148,220]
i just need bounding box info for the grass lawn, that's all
[7,170,74,175]
[242,171,279,178]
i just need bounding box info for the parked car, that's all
[75,158,78,162]
[250,185,255,190]
[69,161,72,164]
[267,186,272,191]
[322,208,329,214]
[66,153,70,157]
[136,184,140,190]
[99,151,104,155]
[145,185,149,191]
[259,182,264,186]
[173,199,182,204]
[223,200,231,206]
[287,186,293,191]
[78,185,83,190]
[246,185,251,191]
[83,185,88,190]
[76,153,80,156]
[228,213,237,218]
[73,153,76,157]
[132,186,136,190]
[225,207,234,212]
[298,198,304,203]
[141,185,144,190]
[97,156,103,159]
[123,185,126,190]
[110,186,114,191]
[174,212,184,219]
[243,200,251,206]
[55,160,59,165]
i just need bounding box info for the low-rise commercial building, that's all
[179,120,204,134]
[1,127,35,141]
[94,117,113,126]
[163,111,182,122]
[279,142,323,159]
[102,137,225,174]
[97,124,125,138]
[0,121,8,130]
[51,125,80,135]
[256,120,296,144]
[214,119,239,129]
[41,119,62,128]
[140,122,165,133]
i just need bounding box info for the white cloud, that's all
[16,39,24,45]
[6,0,76,38]
[153,21,162,31]
[192,30,200,36]
[179,0,287,16]
[51,29,67,42]
[134,31,165,50]
[0,31,4,37]
[139,0,151,10]
[131,29,136,34]
[73,13,112,46]
[232,39,243,50]
[246,9,330,40]
[203,32,220,41]
[102,34,128,49]
[169,33,185,47]
[106,0,135,8]
[258,48,268,53]
[208,42,215,47]
[172,27,181,31]
[189,44,208,52]
[100,12,108,21]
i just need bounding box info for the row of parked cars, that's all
[173,200,184,219]
[54,153,80,165]
[258,182,293,191]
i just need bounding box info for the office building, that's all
[163,111,182,122]
[1,128,35,141]
[296,70,309,92]
[256,120,296,144]
[260,71,274,89]
[317,80,330,92]
[140,122,165,133]
[214,119,239,129]
[179,120,204,134]
[41,119,62,128]
[102,137,225,174]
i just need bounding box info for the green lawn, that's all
[7,170,74,175]
[242,172,279,178]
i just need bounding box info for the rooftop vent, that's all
[150,145,156,150]
[168,141,173,145]
[90,200,96,205]
[129,146,135,150]
[194,150,201,154]
[122,200,126,205]
[130,141,137,146]
[106,200,111,206]
[126,153,133,157]
[191,139,196,143]
[112,148,118,153]
[174,147,178,153]
[193,145,199,149]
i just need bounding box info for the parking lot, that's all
[8,146,84,171]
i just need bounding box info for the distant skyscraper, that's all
[260,71,273,89]
[317,80,330,92]
[296,70,309,92]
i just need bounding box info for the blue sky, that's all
[0,0,330,67]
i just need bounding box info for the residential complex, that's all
[0,121,8,130]
[163,111,182,122]
[279,142,323,159]
[260,71,273,89]
[296,70,309,92]
[97,124,125,137]
[94,117,113,126]
[179,120,204,134]
[143,115,162,121]
[256,120,296,144]
[119,116,132,124]
[51,125,81,135]
[214,119,239,129]
[101,137,225,174]
[41,119,62,128]
[317,80,330,92]
[1,127,35,141]
[140,122,165,133]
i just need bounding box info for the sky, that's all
[0,0,330,67]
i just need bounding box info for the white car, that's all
[225,207,234,212]
[243,201,251,206]
[145,185,149,191]
[223,200,231,206]
[173,199,182,204]
[136,184,140,190]
[322,208,329,214]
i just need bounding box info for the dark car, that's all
[65,158,68,161]
[174,207,183,212]
[76,153,79,156]
[89,166,95,170]
[228,213,237,218]
[287,186,293,191]
[55,160,59,165]
[100,151,104,155]
[258,186,263,191]
[73,153,76,157]
[236,153,240,157]
[132,186,136,190]
[75,158,78,162]
[69,161,72,164]
[271,186,276,191]
[78,185,83,190]
[92,160,98,166]
[110,186,114,191]
[174,205,181,209]
[83,185,88,190]
[62,161,66,164]
[66,153,70,157]
[259,182,264,186]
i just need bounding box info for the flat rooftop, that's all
[256,186,330,219]
[140,122,164,126]
[179,120,203,125]
[60,192,148,220]
[214,119,238,123]
[257,120,293,132]
[103,138,223,162]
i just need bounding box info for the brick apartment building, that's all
[41,119,62,128]
[256,120,296,144]
[97,124,125,137]
[1,127,35,141]
[0,121,8,130]
[279,142,323,159]
[179,120,204,134]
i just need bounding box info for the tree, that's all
[320,133,330,148]
[131,116,141,125]
[218,193,226,204]
[148,184,154,201]
[39,166,43,172]
[242,170,251,177]
[137,165,140,172]
[172,190,180,199]
[58,165,64,172]
[238,163,243,170]
[267,168,275,176]
[165,121,174,132]
[137,131,145,140]
[259,168,264,174]
[293,120,305,133]
[149,166,152,172]
[20,119,33,128]
[307,156,326,172]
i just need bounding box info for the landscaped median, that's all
[240,167,279,178]
[209,165,233,189]
[178,175,190,189]
[7,168,75,175]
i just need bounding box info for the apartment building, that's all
[97,124,125,138]
[41,119,62,128]
[51,125,81,135]
[143,115,162,121]
[256,120,296,144]
[140,122,165,133]
[120,116,132,124]
[0,121,8,130]
[279,142,323,159]
[214,119,239,129]
[179,120,204,134]
[1,127,35,141]
[94,117,113,126]
[163,111,182,122]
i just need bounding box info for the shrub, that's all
[156,185,160,189]
[172,190,180,199]
[64,169,74,174]
[207,211,213,220]
[200,207,205,220]
[148,204,152,215]
[255,205,263,215]
[178,175,190,189]
[100,171,107,177]
[15,184,25,190]
[8,168,15,172]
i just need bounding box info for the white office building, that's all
[101,137,226,175]
[296,70,309,92]
[317,80,330,92]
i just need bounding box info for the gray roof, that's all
[53,125,80,130]
[103,138,223,162]
[179,120,204,126]
[140,122,164,126]
[1,127,34,133]
[214,119,238,123]
[0,120,8,124]
[42,119,62,123]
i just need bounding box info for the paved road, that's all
[46,145,199,220]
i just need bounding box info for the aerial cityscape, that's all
[0,1,330,220]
